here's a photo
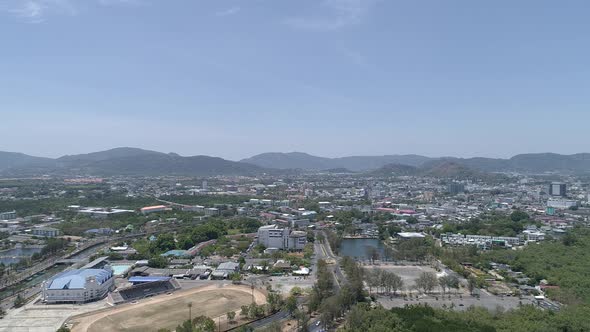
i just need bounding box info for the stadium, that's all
[41,267,115,304]
[107,276,181,305]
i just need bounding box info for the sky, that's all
[1,0,589,160]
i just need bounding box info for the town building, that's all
[548,182,567,197]
[547,199,578,209]
[41,267,115,304]
[257,225,307,251]
[447,182,465,195]
[211,262,240,279]
[76,207,134,219]
[0,210,17,220]
[140,205,168,215]
[32,227,60,238]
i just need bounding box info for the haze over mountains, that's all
[0,148,589,177]
[242,152,590,174]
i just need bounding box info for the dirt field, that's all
[71,284,266,332]
[363,264,440,288]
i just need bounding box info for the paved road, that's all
[246,310,290,330]
[307,232,347,331]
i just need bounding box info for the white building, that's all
[0,211,16,220]
[42,267,115,304]
[523,230,546,242]
[257,225,307,251]
[77,207,134,219]
[32,227,60,238]
[547,199,578,209]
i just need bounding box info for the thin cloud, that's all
[285,0,377,31]
[343,49,369,68]
[215,6,240,17]
[4,0,75,22]
[98,0,142,6]
[2,0,138,22]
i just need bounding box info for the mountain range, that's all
[241,152,590,174]
[0,148,265,177]
[0,148,589,177]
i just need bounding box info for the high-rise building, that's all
[548,182,566,197]
[202,180,208,191]
[447,182,465,195]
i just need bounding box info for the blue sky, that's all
[1,0,589,160]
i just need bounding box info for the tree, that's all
[14,294,25,308]
[439,275,452,295]
[266,292,282,314]
[446,275,460,294]
[175,320,193,332]
[415,272,438,294]
[231,273,242,284]
[56,328,71,332]
[192,315,215,332]
[386,271,404,296]
[290,286,303,296]
[240,305,249,318]
[468,276,477,295]
[366,246,380,263]
[285,295,298,316]
[258,321,282,332]
[148,255,168,268]
[155,233,176,252]
[365,269,380,295]
[294,309,310,332]
[226,311,236,324]
[510,210,529,222]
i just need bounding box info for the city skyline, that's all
[2,0,590,159]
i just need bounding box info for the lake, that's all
[0,247,43,265]
[340,238,385,261]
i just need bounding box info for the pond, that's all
[340,238,386,261]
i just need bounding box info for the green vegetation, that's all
[158,195,251,206]
[342,303,590,332]
[309,256,368,330]
[365,268,404,296]
[13,294,25,308]
[30,238,70,261]
[439,212,536,237]
[485,228,590,304]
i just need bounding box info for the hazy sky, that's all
[1,0,589,160]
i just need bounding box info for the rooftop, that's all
[46,269,112,290]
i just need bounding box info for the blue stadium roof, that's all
[128,276,171,283]
[47,269,112,290]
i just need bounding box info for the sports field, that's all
[71,284,266,332]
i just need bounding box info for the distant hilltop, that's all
[241,151,590,174]
[1,147,589,177]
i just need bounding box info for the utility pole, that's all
[188,302,192,322]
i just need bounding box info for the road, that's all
[0,241,110,310]
[308,231,346,332]
[246,310,290,330]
